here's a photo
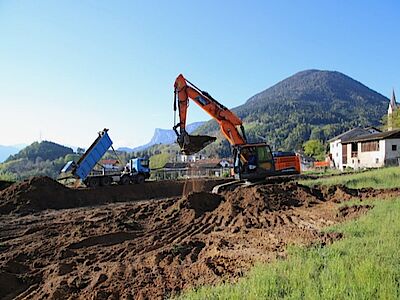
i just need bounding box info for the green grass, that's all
[302,168,346,177]
[0,170,17,181]
[149,153,172,169]
[300,167,400,189]
[178,198,400,300]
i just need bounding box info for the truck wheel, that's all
[100,176,111,186]
[136,174,145,184]
[87,177,99,188]
[120,175,130,185]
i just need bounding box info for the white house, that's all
[341,130,400,169]
[179,153,203,163]
[99,159,120,171]
[329,90,399,170]
[328,128,372,170]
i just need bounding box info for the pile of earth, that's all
[0,180,14,191]
[0,176,231,215]
[1,178,391,299]
[0,177,74,215]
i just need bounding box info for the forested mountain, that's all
[197,70,389,156]
[6,141,73,162]
[1,141,77,180]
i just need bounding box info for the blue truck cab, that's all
[127,158,150,175]
[124,158,150,183]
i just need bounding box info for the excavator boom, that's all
[173,74,300,181]
[174,74,247,154]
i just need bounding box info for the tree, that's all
[382,110,400,131]
[303,139,325,161]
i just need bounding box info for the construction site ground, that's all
[1,176,399,300]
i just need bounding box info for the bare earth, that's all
[0,177,398,299]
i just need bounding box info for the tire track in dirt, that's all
[0,178,397,299]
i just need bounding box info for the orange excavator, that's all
[173,74,300,181]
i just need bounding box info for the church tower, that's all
[388,89,397,131]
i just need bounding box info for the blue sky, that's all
[0,0,399,148]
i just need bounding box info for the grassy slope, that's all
[149,153,172,169]
[178,167,400,299]
[301,167,400,189]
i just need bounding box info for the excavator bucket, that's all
[178,134,217,155]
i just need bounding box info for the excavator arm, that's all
[172,74,295,180]
[173,74,247,154]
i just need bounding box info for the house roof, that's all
[364,126,382,133]
[163,162,189,169]
[193,158,220,164]
[100,159,119,165]
[190,158,230,169]
[328,127,370,143]
[342,129,400,143]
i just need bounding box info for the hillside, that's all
[6,141,74,162]
[197,70,389,155]
[0,141,78,180]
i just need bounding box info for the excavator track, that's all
[212,174,301,194]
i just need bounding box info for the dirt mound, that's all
[0,180,14,191]
[0,177,231,215]
[0,180,390,299]
[175,192,223,218]
[336,204,374,218]
[0,176,74,214]
[225,183,323,211]
[321,185,359,203]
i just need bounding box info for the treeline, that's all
[6,141,73,162]
[0,141,78,180]
[0,140,182,181]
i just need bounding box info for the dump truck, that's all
[60,129,150,187]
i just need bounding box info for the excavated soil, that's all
[0,180,14,192]
[0,177,399,299]
[0,177,231,215]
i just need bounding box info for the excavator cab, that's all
[233,143,275,181]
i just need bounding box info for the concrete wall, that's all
[384,139,400,165]
[329,139,342,169]
[347,140,385,169]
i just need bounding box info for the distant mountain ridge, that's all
[118,121,205,153]
[0,144,27,163]
[0,141,78,180]
[197,69,389,156]
[6,141,73,162]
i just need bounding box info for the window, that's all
[342,144,348,164]
[392,145,397,151]
[361,141,379,152]
[376,158,379,164]
[351,143,358,157]
[257,146,272,161]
